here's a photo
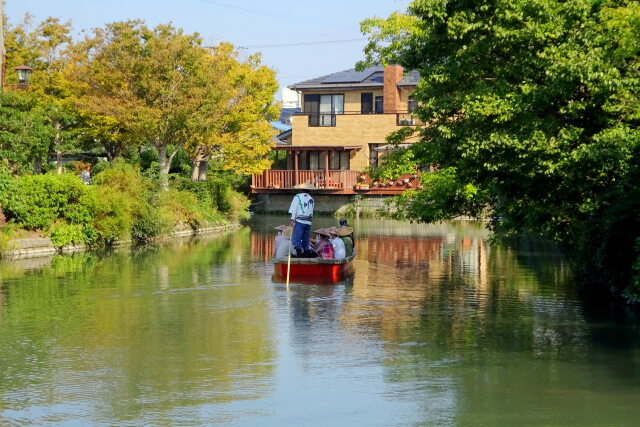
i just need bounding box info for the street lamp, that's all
[14,65,33,89]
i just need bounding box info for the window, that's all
[408,96,418,113]
[375,96,384,114]
[309,151,319,170]
[304,94,320,126]
[295,150,350,170]
[361,93,373,114]
[369,143,381,168]
[304,94,343,126]
[329,151,340,170]
[299,151,309,170]
[340,151,350,170]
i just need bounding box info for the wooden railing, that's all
[293,111,423,127]
[252,170,359,190]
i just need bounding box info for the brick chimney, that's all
[383,64,404,113]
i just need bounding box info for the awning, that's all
[274,145,362,151]
[373,143,412,152]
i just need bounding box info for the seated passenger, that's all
[328,227,346,259]
[273,224,289,256]
[313,229,335,259]
[274,227,295,259]
[338,218,355,256]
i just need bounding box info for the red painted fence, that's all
[252,170,359,190]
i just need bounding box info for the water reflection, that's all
[0,230,277,425]
[1,218,639,425]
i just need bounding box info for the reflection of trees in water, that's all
[337,226,598,423]
[0,229,276,424]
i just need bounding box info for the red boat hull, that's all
[273,255,355,284]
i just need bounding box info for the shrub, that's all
[92,160,155,242]
[226,190,250,221]
[131,200,171,241]
[2,173,94,230]
[91,160,110,176]
[158,189,208,228]
[50,222,90,248]
[0,162,17,220]
[92,188,136,243]
[173,175,249,219]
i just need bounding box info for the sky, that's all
[4,0,411,98]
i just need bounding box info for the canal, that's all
[1,216,639,425]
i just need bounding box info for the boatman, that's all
[289,183,315,257]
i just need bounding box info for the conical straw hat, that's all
[336,226,353,236]
[314,228,330,237]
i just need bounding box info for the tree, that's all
[64,21,202,188]
[3,15,81,173]
[65,21,277,188]
[183,44,279,181]
[360,0,640,301]
[75,112,134,162]
[0,92,53,172]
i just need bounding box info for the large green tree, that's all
[2,15,81,173]
[182,43,278,181]
[66,21,278,188]
[0,92,53,172]
[361,0,640,301]
[65,21,201,188]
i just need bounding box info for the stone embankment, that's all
[1,224,240,259]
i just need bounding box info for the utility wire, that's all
[194,0,353,30]
[239,38,366,49]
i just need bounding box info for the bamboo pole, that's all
[286,241,292,289]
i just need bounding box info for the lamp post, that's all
[14,65,32,89]
[0,0,6,94]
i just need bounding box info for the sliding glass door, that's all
[305,94,344,126]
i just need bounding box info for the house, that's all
[251,64,422,195]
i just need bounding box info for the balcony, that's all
[252,170,358,193]
[251,170,422,195]
[296,111,424,128]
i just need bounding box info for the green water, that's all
[1,217,639,426]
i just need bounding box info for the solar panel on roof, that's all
[322,66,383,84]
[363,72,384,83]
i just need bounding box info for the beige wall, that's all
[291,112,420,171]
[292,86,418,171]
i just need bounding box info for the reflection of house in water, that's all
[250,230,489,289]
[365,236,444,268]
[339,233,491,347]
[251,232,276,262]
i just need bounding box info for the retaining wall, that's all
[252,193,395,214]
[1,224,240,260]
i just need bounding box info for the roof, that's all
[276,129,292,141]
[279,107,300,125]
[398,70,420,86]
[270,121,292,132]
[289,66,419,90]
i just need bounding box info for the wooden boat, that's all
[272,253,356,284]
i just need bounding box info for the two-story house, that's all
[251,64,421,195]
